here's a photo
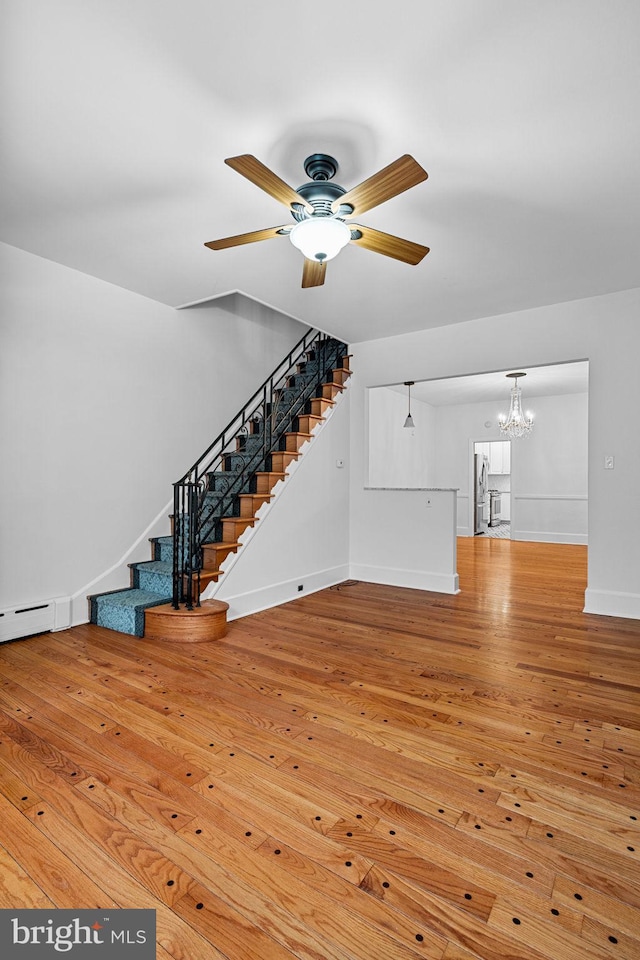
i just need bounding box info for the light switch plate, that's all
[604,456,614,469]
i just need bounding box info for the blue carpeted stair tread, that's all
[131,560,172,574]
[92,588,171,637]
[95,587,169,607]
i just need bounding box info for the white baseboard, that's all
[220,564,350,621]
[513,530,588,545]
[72,589,116,628]
[349,564,460,595]
[584,588,640,621]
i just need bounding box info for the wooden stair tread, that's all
[144,599,229,643]
[298,414,323,426]
[198,569,220,582]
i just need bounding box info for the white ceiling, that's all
[385,360,589,406]
[2,1,639,344]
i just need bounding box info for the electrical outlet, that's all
[604,456,615,470]
[297,584,303,592]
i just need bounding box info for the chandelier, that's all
[498,372,534,438]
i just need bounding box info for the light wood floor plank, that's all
[0,538,638,959]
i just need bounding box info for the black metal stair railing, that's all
[172,328,348,609]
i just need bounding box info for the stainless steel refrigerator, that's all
[474,453,489,535]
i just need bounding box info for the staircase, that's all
[89,331,350,641]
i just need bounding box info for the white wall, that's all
[349,487,458,594]
[209,392,350,619]
[367,386,436,488]
[350,287,640,620]
[433,392,588,542]
[510,392,588,543]
[0,243,306,625]
[4,242,638,627]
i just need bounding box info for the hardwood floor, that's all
[1,538,639,959]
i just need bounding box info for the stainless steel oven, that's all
[489,491,502,526]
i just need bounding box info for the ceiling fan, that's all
[205,153,430,288]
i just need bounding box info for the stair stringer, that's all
[203,385,351,621]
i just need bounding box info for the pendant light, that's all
[498,372,534,438]
[403,381,415,428]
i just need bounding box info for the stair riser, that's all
[171,515,223,541]
[271,388,302,410]
[332,368,350,386]
[201,543,238,567]
[286,373,317,390]
[206,471,252,495]
[269,452,299,472]
[202,494,237,517]
[309,397,335,417]
[297,357,346,376]
[223,453,267,473]
[150,537,173,563]
[221,517,255,542]
[239,494,271,518]
[91,592,171,638]
[94,603,139,637]
[201,518,222,544]
[144,600,229,644]
[134,569,173,594]
[284,433,310,452]
[254,472,285,494]
[236,435,266,454]
[296,415,323,434]
[321,382,343,400]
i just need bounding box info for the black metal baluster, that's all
[170,329,348,608]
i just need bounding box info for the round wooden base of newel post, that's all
[144,599,229,643]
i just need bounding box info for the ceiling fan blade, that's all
[301,258,326,288]
[204,225,290,250]
[349,225,430,264]
[225,155,313,213]
[332,155,428,216]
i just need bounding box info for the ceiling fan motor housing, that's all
[293,181,346,220]
[293,153,348,221]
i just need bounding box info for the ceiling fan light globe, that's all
[289,217,351,263]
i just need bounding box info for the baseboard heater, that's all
[0,598,70,643]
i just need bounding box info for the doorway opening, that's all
[473,441,511,539]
